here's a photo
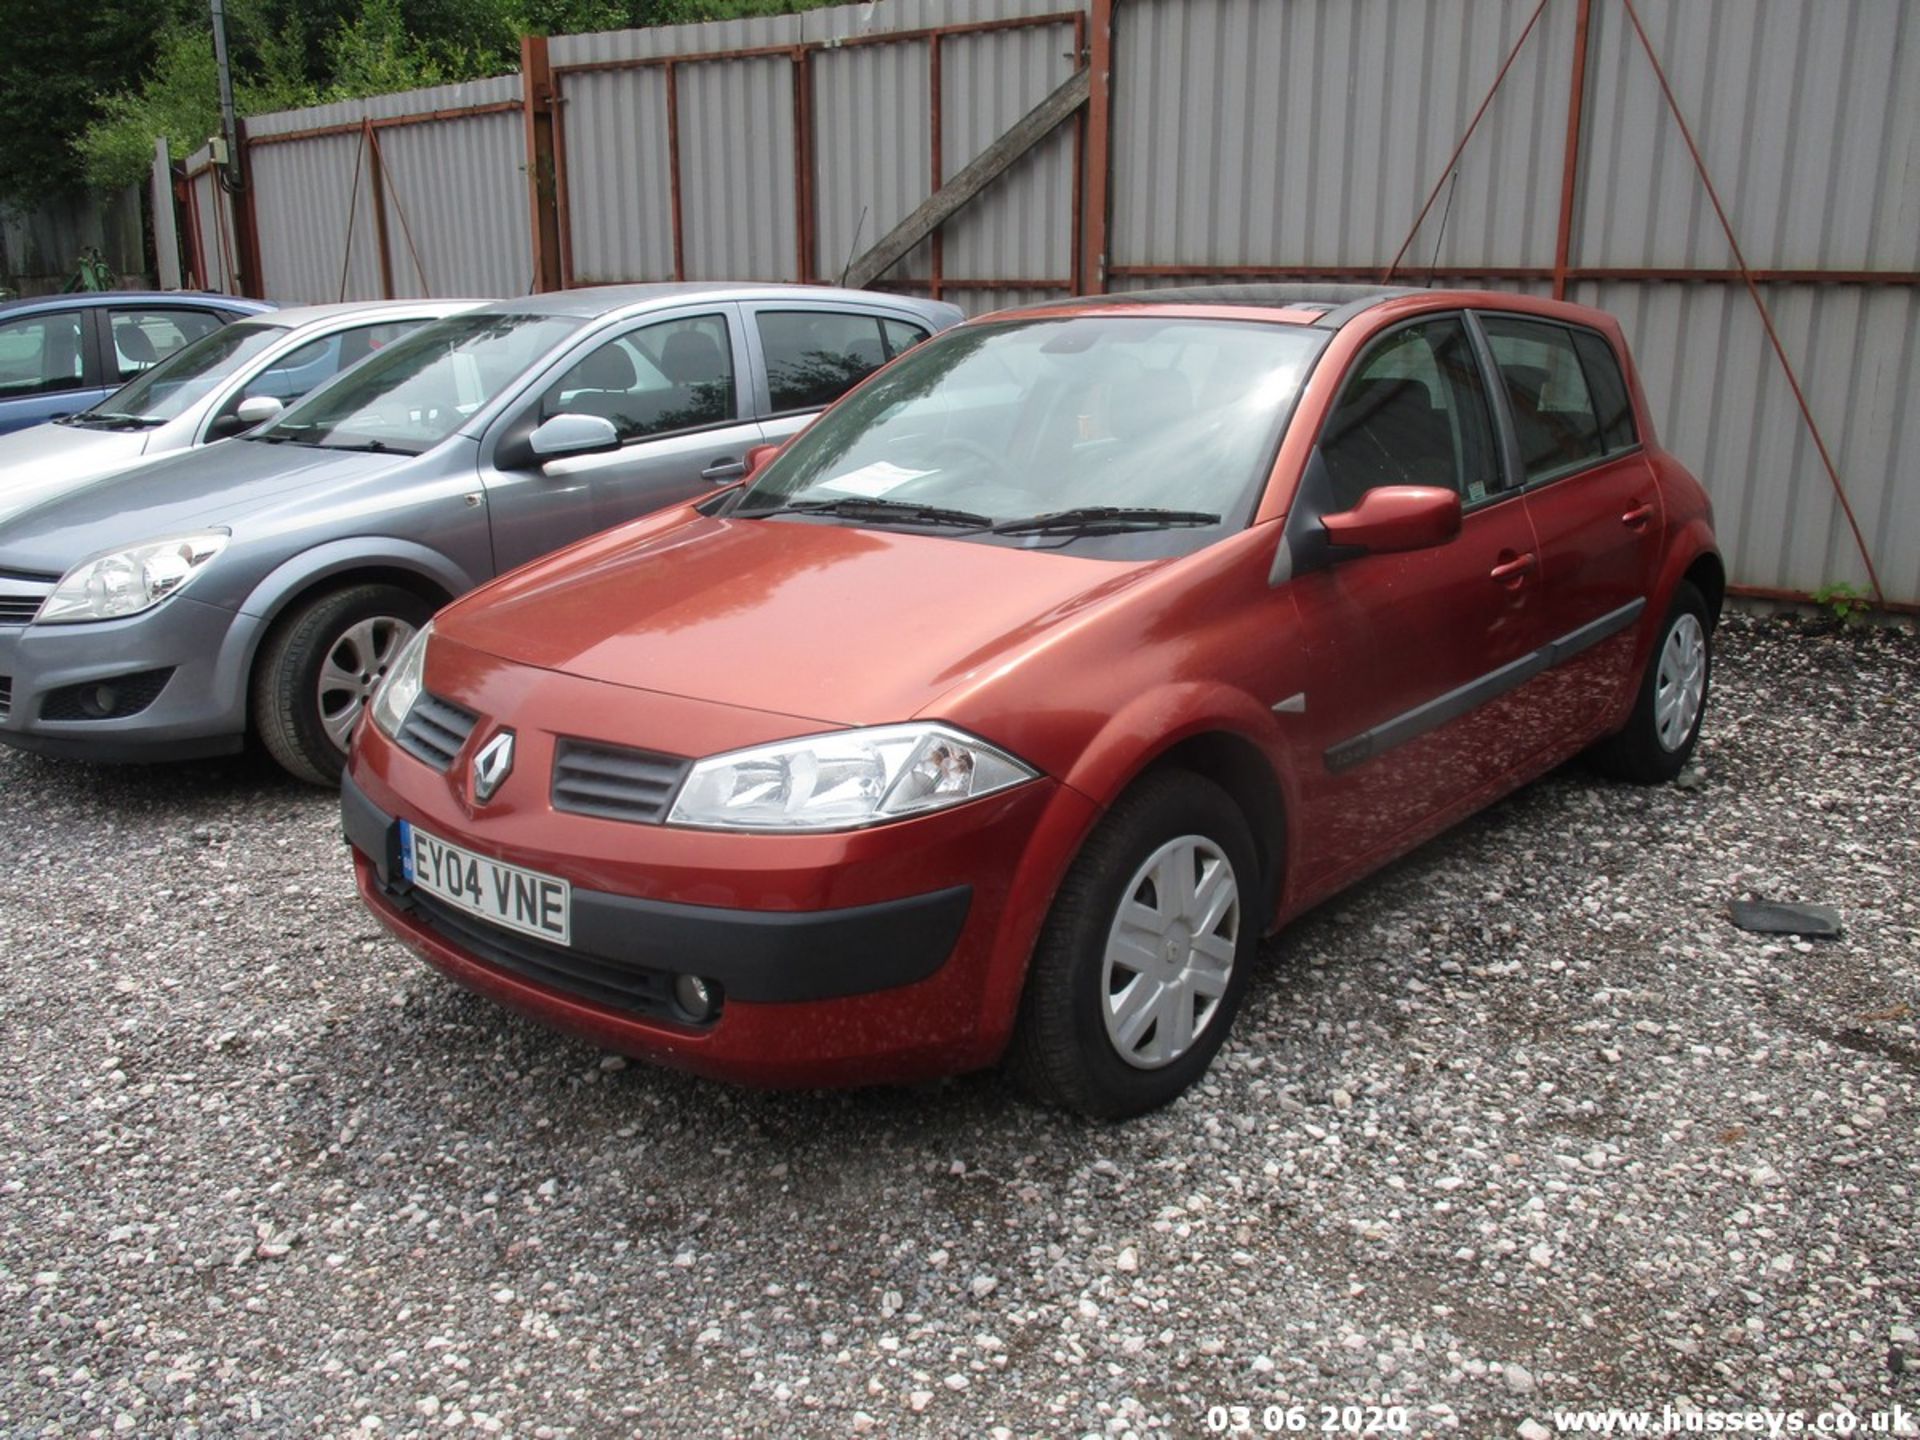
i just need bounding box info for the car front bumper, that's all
[0,596,257,761]
[344,722,1101,1089]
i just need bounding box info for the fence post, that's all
[521,34,565,292]
[233,118,267,298]
[1551,0,1595,300]
[1078,0,1114,294]
[364,118,396,298]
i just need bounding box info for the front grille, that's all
[0,568,57,627]
[39,668,173,722]
[397,886,700,1024]
[551,738,690,824]
[395,691,479,770]
[0,676,11,722]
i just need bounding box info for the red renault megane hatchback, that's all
[343,285,1720,1118]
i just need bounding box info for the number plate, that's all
[400,820,571,946]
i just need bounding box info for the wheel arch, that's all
[1053,684,1299,930]
[231,541,471,730]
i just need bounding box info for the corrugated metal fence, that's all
[185,0,1920,606]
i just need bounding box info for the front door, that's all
[478,307,766,573]
[1285,314,1555,882]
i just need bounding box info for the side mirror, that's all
[528,412,620,461]
[743,442,783,481]
[235,395,284,426]
[1320,485,1462,555]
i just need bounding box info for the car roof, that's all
[475,282,957,323]
[265,298,486,331]
[1002,283,1429,330]
[0,291,273,318]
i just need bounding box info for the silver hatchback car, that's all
[0,300,477,525]
[0,284,961,782]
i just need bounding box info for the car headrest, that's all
[575,343,636,392]
[659,330,726,385]
[116,325,159,367]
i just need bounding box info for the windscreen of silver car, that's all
[251,313,583,456]
[57,321,290,431]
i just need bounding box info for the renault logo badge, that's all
[472,730,515,803]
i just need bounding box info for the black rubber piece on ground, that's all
[1729,899,1844,939]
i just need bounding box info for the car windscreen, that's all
[250,312,583,456]
[67,320,290,428]
[733,314,1325,558]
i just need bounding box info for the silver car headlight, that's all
[370,621,433,740]
[667,722,1038,832]
[37,532,229,624]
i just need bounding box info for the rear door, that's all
[478,305,765,572]
[1286,313,1556,876]
[742,301,933,446]
[1474,312,1663,728]
[100,305,228,386]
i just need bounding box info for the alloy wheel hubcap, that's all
[317,616,416,752]
[1654,612,1707,751]
[1101,835,1240,1070]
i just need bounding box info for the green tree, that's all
[0,0,168,200]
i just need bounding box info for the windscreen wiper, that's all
[738,495,993,529]
[249,422,324,445]
[989,506,1221,537]
[61,412,163,430]
[315,438,420,455]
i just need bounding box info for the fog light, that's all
[81,684,118,718]
[674,973,716,1021]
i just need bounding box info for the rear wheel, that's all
[253,583,433,785]
[1590,580,1711,783]
[1010,771,1260,1119]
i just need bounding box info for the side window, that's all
[111,308,223,380]
[1480,316,1606,482]
[1319,316,1500,512]
[542,313,736,441]
[757,310,891,414]
[882,318,930,359]
[0,312,87,397]
[1569,329,1637,453]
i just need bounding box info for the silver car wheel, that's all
[316,615,416,752]
[1101,835,1239,1070]
[1654,612,1707,752]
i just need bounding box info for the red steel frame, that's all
[544,10,1085,293]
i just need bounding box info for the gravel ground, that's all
[1,611,1916,1439]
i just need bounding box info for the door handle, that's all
[1621,502,1654,529]
[700,458,747,482]
[1490,551,1537,586]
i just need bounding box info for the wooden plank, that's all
[843,66,1090,290]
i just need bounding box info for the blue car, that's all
[0,291,273,436]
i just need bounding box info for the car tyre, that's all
[1590,580,1712,784]
[1010,770,1260,1120]
[254,583,433,786]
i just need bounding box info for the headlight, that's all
[370,621,433,740]
[667,722,1037,832]
[37,532,229,624]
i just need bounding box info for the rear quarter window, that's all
[1569,329,1637,453]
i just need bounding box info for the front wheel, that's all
[1590,580,1712,783]
[253,583,434,786]
[1010,771,1261,1119]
